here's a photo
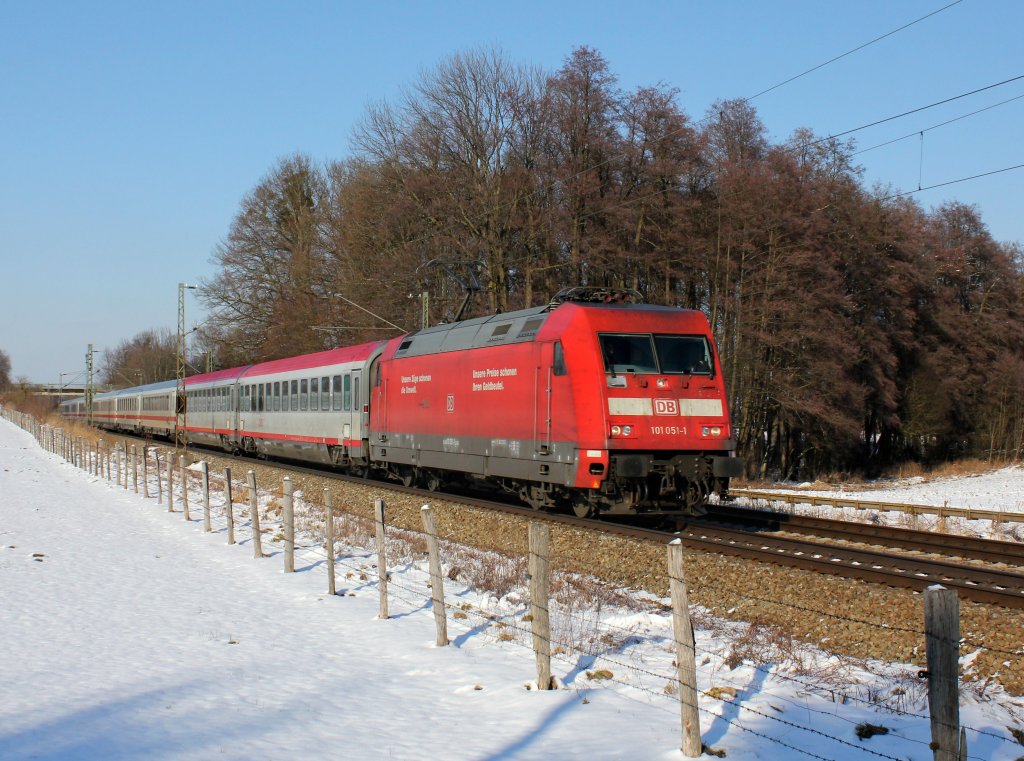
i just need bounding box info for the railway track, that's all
[107,433,1024,609]
[703,503,1024,566]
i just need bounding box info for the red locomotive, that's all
[62,288,742,517]
[369,287,741,516]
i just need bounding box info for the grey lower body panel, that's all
[371,433,577,485]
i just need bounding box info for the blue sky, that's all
[2,0,1021,383]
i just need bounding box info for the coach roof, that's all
[238,341,387,380]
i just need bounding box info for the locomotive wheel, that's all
[572,496,595,518]
[425,472,441,492]
[398,467,415,488]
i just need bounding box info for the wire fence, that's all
[6,407,1022,760]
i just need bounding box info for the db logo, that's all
[654,399,678,416]
[446,394,455,413]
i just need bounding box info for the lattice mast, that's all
[85,343,94,426]
[175,282,193,452]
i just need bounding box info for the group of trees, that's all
[0,349,11,391]
[99,329,180,388]
[123,46,1021,479]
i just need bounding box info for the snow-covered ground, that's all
[742,466,1024,542]
[2,415,1022,760]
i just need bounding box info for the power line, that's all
[853,92,1024,156]
[881,162,1024,200]
[808,74,1024,148]
[746,0,964,102]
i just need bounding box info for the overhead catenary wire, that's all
[745,0,964,102]
[852,91,1024,157]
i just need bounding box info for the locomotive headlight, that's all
[611,424,622,436]
[622,425,633,436]
[656,378,668,388]
[701,425,723,437]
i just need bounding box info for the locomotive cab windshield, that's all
[599,333,713,376]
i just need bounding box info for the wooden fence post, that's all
[179,455,191,521]
[529,521,553,690]
[247,470,263,558]
[375,498,389,620]
[225,467,235,544]
[324,489,336,595]
[201,461,211,532]
[925,585,963,761]
[282,477,294,572]
[166,454,174,511]
[131,445,138,493]
[668,539,702,758]
[420,505,448,646]
[142,446,149,498]
[155,451,163,504]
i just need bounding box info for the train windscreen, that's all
[653,335,713,375]
[599,333,712,375]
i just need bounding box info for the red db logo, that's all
[654,399,678,416]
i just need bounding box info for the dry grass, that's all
[887,457,1006,482]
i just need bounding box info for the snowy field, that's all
[743,465,1024,543]
[1,415,1022,760]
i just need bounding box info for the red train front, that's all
[370,288,742,516]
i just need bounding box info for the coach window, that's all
[290,380,299,411]
[354,377,360,412]
[300,379,309,411]
[273,382,280,411]
[332,375,342,410]
[343,375,351,411]
[310,378,319,411]
[320,376,330,410]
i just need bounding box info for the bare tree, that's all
[353,48,547,315]
[200,154,333,361]
[101,329,178,387]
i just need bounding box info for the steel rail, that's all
[705,504,1024,566]
[732,487,1024,524]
